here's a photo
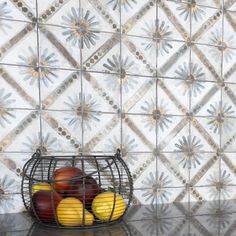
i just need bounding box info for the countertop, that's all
[0,200,236,236]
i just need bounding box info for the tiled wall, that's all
[0,0,236,213]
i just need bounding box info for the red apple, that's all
[67,176,100,206]
[53,167,84,192]
[32,190,62,222]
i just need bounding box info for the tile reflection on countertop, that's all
[1,200,236,236]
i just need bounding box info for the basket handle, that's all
[33,149,41,158]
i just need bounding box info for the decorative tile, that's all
[191,6,222,38]
[0,22,37,66]
[122,1,157,34]
[157,40,190,76]
[194,16,223,48]
[81,0,120,33]
[82,32,120,72]
[192,43,222,79]
[124,77,156,114]
[39,24,80,69]
[190,50,219,82]
[158,78,190,115]
[161,118,190,152]
[192,84,221,116]
[122,34,157,77]
[3,110,40,152]
[1,65,39,109]
[158,4,186,41]
[121,117,154,153]
[162,1,190,37]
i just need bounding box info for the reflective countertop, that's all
[1,200,236,236]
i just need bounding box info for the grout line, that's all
[156,0,159,206]
[188,0,192,211]
[2,61,236,85]
[80,0,83,152]
[35,0,43,149]
[119,0,123,153]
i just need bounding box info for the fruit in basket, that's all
[32,182,52,195]
[32,190,62,222]
[91,192,126,221]
[57,197,94,226]
[53,167,84,192]
[68,176,100,206]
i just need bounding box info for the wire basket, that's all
[21,149,133,229]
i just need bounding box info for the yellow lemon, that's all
[57,206,81,227]
[92,192,126,221]
[32,182,52,195]
[56,197,94,226]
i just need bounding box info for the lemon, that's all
[92,192,126,221]
[57,206,81,227]
[32,182,52,195]
[57,197,94,226]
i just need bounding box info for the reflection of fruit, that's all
[30,222,128,236]
[53,167,84,192]
[32,183,52,195]
[32,190,62,222]
[92,192,126,221]
[57,197,94,227]
[68,176,100,206]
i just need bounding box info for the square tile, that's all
[122,35,157,77]
[1,109,40,153]
[162,1,190,37]
[0,109,40,153]
[123,77,156,114]
[158,78,190,115]
[39,24,80,70]
[122,1,156,35]
[191,6,222,40]
[0,69,39,109]
[122,114,156,152]
[191,83,221,116]
[82,32,120,72]
[41,110,82,153]
[81,0,120,33]
[82,71,120,113]
[83,113,120,151]
[0,22,37,66]
[123,114,157,151]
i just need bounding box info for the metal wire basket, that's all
[21,149,133,229]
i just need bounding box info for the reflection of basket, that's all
[27,221,132,236]
[21,149,133,229]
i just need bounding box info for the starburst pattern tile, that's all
[0,0,236,213]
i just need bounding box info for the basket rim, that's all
[32,155,116,161]
[31,149,121,161]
